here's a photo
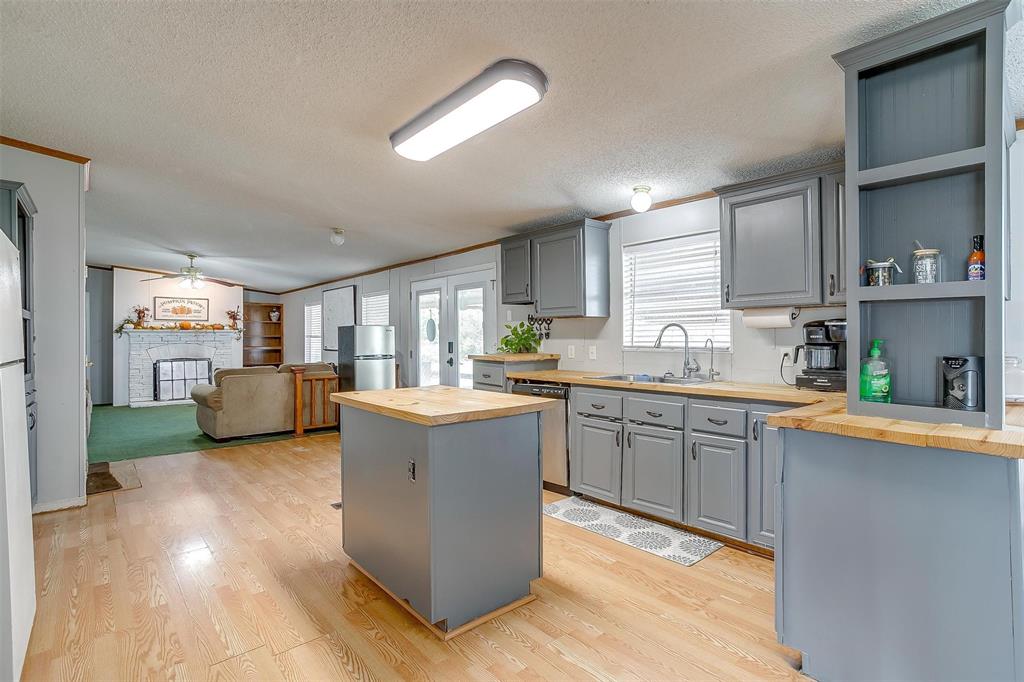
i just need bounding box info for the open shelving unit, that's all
[243,302,284,367]
[835,1,1016,429]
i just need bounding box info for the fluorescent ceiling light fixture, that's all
[391,59,547,161]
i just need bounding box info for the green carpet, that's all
[87,404,294,463]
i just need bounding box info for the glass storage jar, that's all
[912,248,942,284]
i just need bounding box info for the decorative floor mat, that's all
[86,461,142,495]
[543,496,723,566]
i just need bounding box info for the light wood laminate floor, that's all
[23,433,802,681]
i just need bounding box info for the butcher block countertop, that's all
[330,386,555,426]
[469,353,561,362]
[768,401,1024,460]
[505,369,840,405]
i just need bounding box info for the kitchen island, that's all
[329,386,555,639]
[768,404,1024,680]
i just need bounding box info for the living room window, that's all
[622,231,731,350]
[361,291,389,325]
[304,302,322,362]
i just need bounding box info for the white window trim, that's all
[621,230,732,352]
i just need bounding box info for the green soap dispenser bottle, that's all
[860,339,892,403]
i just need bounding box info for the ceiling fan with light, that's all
[140,254,238,289]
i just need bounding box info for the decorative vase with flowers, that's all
[226,307,242,331]
[132,305,150,327]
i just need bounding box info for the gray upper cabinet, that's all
[499,218,610,317]
[571,415,622,504]
[622,424,684,522]
[500,237,532,304]
[686,432,747,540]
[822,172,846,304]
[719,176,822,309]
[716,162,845,310]
[747,409,780,548]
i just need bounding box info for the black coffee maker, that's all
[794,319,847,391]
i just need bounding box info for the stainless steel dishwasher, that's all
[510,381,569,492]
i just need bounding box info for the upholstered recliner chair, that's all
[190,363,336,440]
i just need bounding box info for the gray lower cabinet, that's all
[622,424,684,522]
[686,432,747,540]
[747,410,780,548]
[500,237,532,304]
[571,415,622,504]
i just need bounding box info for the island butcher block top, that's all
[506,369,840,405]
[769,401,1024,460]
[330,386,556,426]
[468,353,561,362]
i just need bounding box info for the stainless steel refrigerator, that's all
[338,325,396,391]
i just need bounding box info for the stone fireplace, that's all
[125,330,238,407]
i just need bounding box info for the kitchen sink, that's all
[594,374,707,386]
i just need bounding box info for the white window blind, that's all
[304,303,322,362]
[361,292,390,325]
[622,231,731,350]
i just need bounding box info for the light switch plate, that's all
[506,309,512,322]
[588,345,597,361]
[567,344,576,359]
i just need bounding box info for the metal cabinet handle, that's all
[707,417,728,426]
[725,284,731,303]
[615,430,621,447]
[691,441,697,460]
[590,403,606,410]
[482,373,492,378]
[27,412,36,430]
[525,281,530,297]
[627,431,633,448]
[645,410,663,418]
[829,273,836,297]
[407,459,416,482]
[753,419,760,441]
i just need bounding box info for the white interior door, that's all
[411,268,495,387]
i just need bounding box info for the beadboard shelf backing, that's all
[857,33,986,171]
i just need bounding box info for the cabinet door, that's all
[532,226,583,317]
[720,178,822,309]
[822,172,846,304]
[686,433,747,539]
[622,424,684,522]
[570,415,622,504]
[746,411,778,547]
[500,238,532,304]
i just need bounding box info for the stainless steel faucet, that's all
[654,323,700,378]
[704,338,721,382]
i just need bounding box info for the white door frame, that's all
[410,266,496,387]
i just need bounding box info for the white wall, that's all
[111,267,243,405]
[0,144,87,512]
[1007,131,1023,361]
[86,266,114,404]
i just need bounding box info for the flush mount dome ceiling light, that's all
[630,185,653,213]
[330,228,346,246]
[390,59,548,162]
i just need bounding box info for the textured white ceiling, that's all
[1,0,1021,292]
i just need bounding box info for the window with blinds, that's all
[361,292,390,325]
[622,231,731,350]
[304,303,322,362]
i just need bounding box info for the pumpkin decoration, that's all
[179,321,192,330]
[212,323,224,330]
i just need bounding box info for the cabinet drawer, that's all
[472,362,505,388]
[625,396,685,430]
[575,390,622,418]
[690,401,747,438]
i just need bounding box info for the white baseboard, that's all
[32,496,86,514]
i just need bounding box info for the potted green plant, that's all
[496,322,541,354]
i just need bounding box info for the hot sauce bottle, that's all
[968,235,985,281]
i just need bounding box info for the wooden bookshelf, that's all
[243,303,284,366]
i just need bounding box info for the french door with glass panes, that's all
[411,268,496,388]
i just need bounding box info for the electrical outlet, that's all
[567,344,576,359]
[588,345,598,361]
[779,346,795,366]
